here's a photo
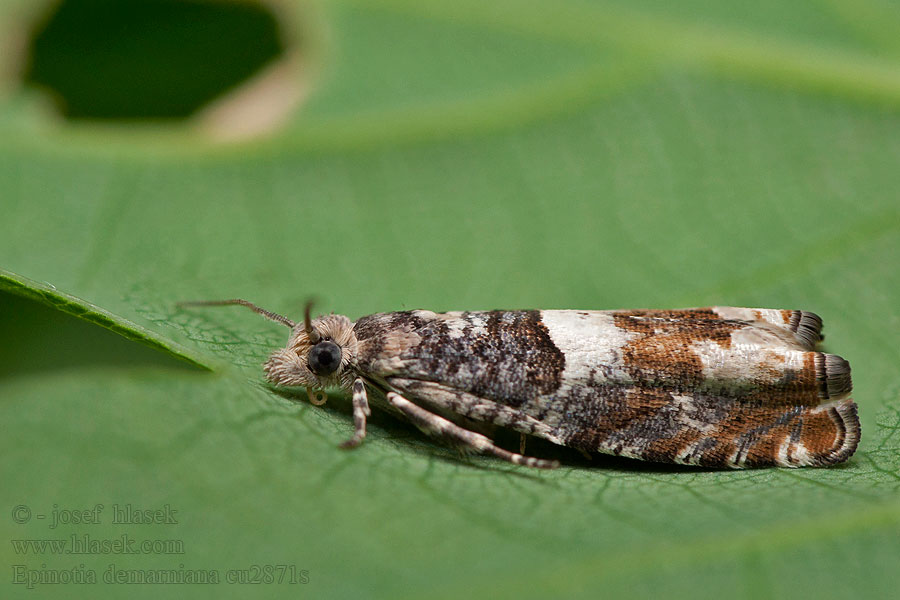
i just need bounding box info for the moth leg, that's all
[519,433,527,455]
[339,378,372,450]
[386,392,558,469]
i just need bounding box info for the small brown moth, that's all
[180,301,859,469]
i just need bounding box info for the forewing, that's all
[352,308,858,467]
[388,377,858,468]
[353,309,566,408]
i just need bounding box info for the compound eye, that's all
[307,341,342,376]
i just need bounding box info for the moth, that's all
[180,300,859,469]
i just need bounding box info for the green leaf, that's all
[2,1,900,598]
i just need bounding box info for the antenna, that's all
[177,299,296,328]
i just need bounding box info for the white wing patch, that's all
[539,310,636,385]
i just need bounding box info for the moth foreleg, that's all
[339,378,372,449]
[386,392,559,470]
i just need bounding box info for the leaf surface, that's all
[2,1,900,598]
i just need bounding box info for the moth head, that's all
[262,303,358,391]
[176,298,358,392]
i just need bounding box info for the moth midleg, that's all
[386,378,559,443]
[385,392,559,469]
[339,378,372,449]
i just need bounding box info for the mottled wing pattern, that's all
[352,308,858,468]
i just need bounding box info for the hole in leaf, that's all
[22,0,288,120]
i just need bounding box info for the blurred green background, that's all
[2,0,899,598]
